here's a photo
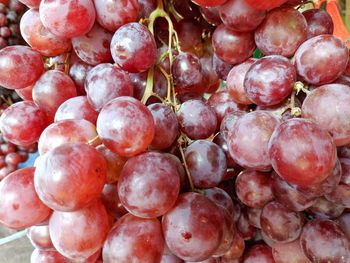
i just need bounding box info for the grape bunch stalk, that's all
[0,0,350,262]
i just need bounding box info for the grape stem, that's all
[178,135,195,191]
[0,230,27,246]
[87,135,101,146]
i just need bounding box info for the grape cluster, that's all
[0,0,349,262]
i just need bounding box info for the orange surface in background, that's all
[314,0,350,46]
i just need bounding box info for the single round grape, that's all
[227,59,255,105]
[308,196,345,219]
[244,55,296,106]
[235,170,274,208]
[148,103,179,150]
[300,219,350,262]
[221,233,245,261]
[49,200,109,260]
[271,172,316,212]
[40,0,95,38]
[268,118,337,187]
[302,84,350,146]
[34,142,107,211]
[294,34,348,85]
[118,152,180,218]
[212,24,255,65]
[340,158,350,185]
[219,0,265,32]
[220,110,246,140]
[96,96,155,157]
[102,213,164,263]
[20,9,71,57]
[260,201,303,243]
[100,183,128,219]
[110,22,157,73]
[245,0,287,10]
[243,244,275,263]
[296,158,342,198]
[185,140,227,188]
[69,60,93,95]
[172,52,204,94]
[15,85,34,101]
[303,9,333,39]
[203,187,234,215]
[18,0,40,8]
[72,23,113,66]
[27,224,54,250]
[94,0,139,32]
[32,70,77,122]
[177,100,217,140]
[38,119,98,155]
[191,0,228,7]
[0,101,47,146]
[200,55,220,93]
[85,63,134,111]
[176,19,202,55]
[30,249,71,263]
[208,90,248,124]
[0,167,51,229]
[5,152,21,165]
[255,7,307,57]
[212,53,233,80]
[325,183,350,208]
[0,45,44,89]
[162,192,224,262]
[200,6,222,26]
[54,96,98,125]
[96,145,127,184]
[138,0,156,19]
[227,111,280,171]
[272,239,311,263]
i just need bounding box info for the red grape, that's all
[255,7,307,57]
[300,219,350,262]
[54,96,98,125]
[0,167,51,229]
[244,55,296,106]
[27,224,54,250]
[309,196,345,219]
[49,200,109,260]
[34,142,107,211]
[243,244,275,263]
[30,249,70,263]
[0,45,44,89]
[203,187,234,215]
[0,101,47,146]
[85,63,134,111]
[212,53,234,80]
[38,119,98,155]
[236,210,256,240]
[20,9,71,57]
[39,0,95,38]
[261,201,303,243]
[246,207,262,228]
[221,233,245,261]
[69,60,93,95]
[303,9,333,39]
[72,23,113,66]
[177,99,217,140]
[138,0,156,19]
[226,59,255,105]
[200,7,222,26]
[94,0,139,32]
[219,0,266,32]
[118,151,180,218]
[340,158,350,185]
[325,183,350,208]
[102,213,164,263]
[302,84,350,146]
[212,24,255,65]
[100,183,128,219]
[185,140,227,188]
[162,192,224,261]
[337,213,350,240]
[32,70,77,122]
[269,118,337,187]
[244,0,287,10]
[148,103,179,150]
[191,0,228,7]
[15,85,33,101]
[96,96,155,157]
[18,0,40,8]
[272,239,311,263]
[294,34,348,85]
[235,170,274,208]
[227,111,280,171]
[110,22,157,73]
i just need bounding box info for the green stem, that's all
[0,230,27,246]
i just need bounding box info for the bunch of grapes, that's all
[0,0,349,262]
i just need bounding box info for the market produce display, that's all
[0,0,349,262]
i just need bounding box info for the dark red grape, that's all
[308,196,345,219]
[100,183,128,219]
[272,239,311,263]
[243,244,275,263]
[303,9,333,39]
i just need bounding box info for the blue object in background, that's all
[18,151,39,169]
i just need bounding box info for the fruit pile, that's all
[0,0,349,262]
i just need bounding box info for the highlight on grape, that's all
[0,0,349,262]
